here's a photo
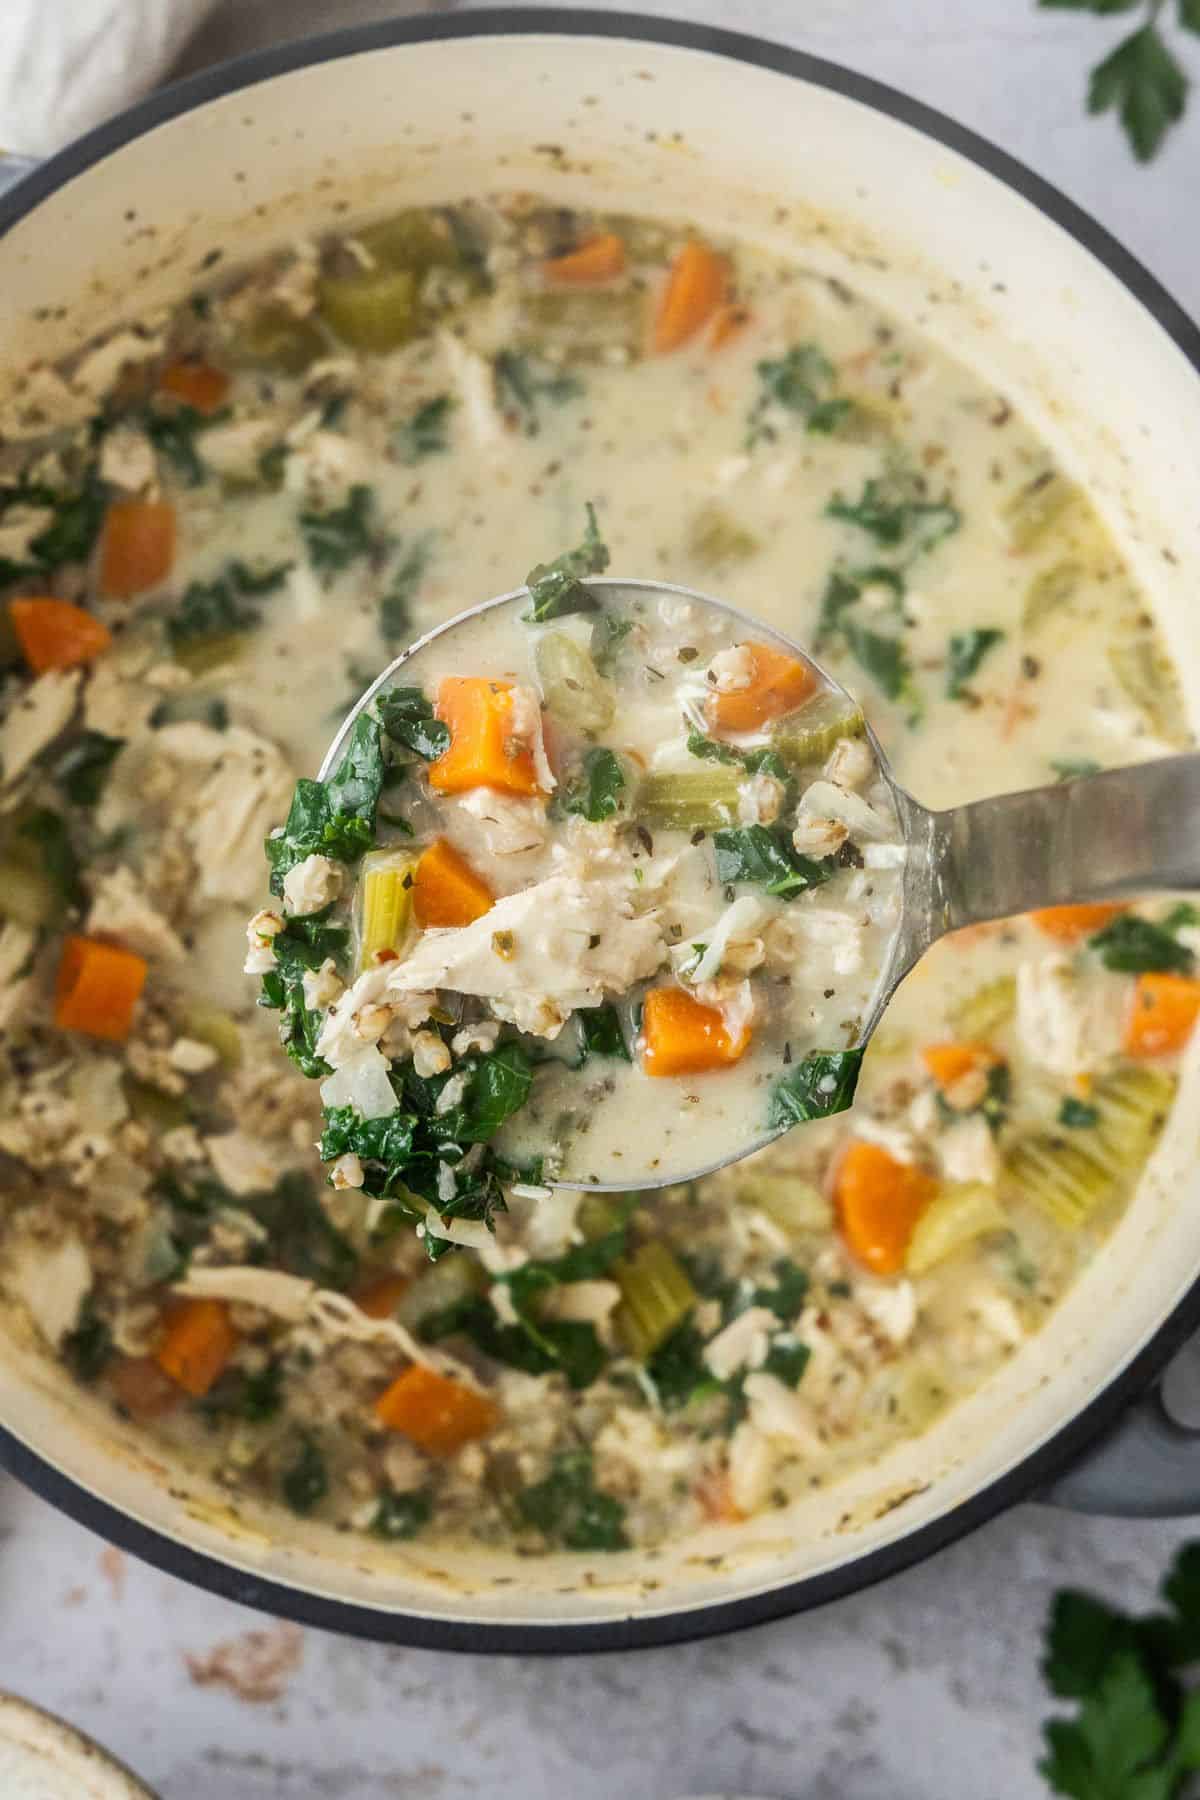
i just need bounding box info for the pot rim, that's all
[2,6,1199,1657]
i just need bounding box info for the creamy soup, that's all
[0,197,1193,1553]
[253,558,904,1196]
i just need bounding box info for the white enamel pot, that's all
[2,11,1200,1655]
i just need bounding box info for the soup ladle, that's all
[323,577,1200,1190]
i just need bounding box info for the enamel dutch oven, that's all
[2,10,1200,1655]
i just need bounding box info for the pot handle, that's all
[1041,1334,1200,1516]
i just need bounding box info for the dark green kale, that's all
[372,1488,433,1540]
[0,472,108,585]
[168,559,291,649]
[14,808,84,914]
[199,1360,284,1423]
[746,342,852,448]
[827,477,961,553]
[300,484,382,576]
[524,502,610,622]
[516,1450,629,1551]
[394,394,456,463]
[257,911,350,1080]
[814,565,917,707]
[946,628,1005,699]
[281,1437,329,1516]
[62,1295,113,1382]
[265,709,386,895]
[49,730,125,807]
[577,1005,631,1063]
[1059,1096,1101,1129]
[1089,915,1195,975]
[423,1294,607,1390]
[592,611,634,674]
[379,538,432,643]
[561,747,626,822]
[685,728,790,784]
[494,350,582,437]
[144,402,230,486]
[246,1171,358,1291]
[770,1049,865,1128]
[646,1320,716,1411]
[713,824,833,899]
[377,686,450,762]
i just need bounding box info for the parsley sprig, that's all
[1039,0,1199,161]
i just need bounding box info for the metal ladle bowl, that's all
[323,577,1200,1190]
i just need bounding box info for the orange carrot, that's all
[109,1354,182,1420]
[1124,973,1200,1059]
[543,232,626,285]
[1031,903,1126,942]
[353,1274,411,1321]
[99,498,176,599]
[155,1299,238,1398]
[374,1364,499,1456]
[641,986,751,1078]
[921,1041,997,1089]
[695,1468,745,1524]
[54,935,148,1042]
[158,358,231,415]
[654,240,729,353]
[709,302,752,350]
[429,677,542,798]
[705,640,817,735]
[9,596,111,674]
[413,838,495,928]
[834,1140,937,1276]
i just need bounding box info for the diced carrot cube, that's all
[155,1299,238,1398]
[1124,973,1200,1059]
[158,359,231,415]
[705,640,817,734]
[1031,903,1127,942]
[374,1364,499,1456]
[413,838,495,928]
[99,499,176,598]
[653,240,729,353]
[9,597,111,674]
[834,1140,937,1276]
[53,935,148,1042]
[640,986,751,1077]
[429,677,541,798]
[543,232,627,285]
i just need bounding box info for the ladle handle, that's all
[918,754,1200,937]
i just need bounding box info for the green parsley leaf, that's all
[1088,23,1188,161]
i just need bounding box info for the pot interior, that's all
[2,22,1199,1633]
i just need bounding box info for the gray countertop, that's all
[5,4,1199,1795]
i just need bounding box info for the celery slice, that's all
[123,1075,190,1133]
[905,1182,1007,1274]
[171,631,244,676]
[1004,1134,1111,1229]
[636,768,743,832]
[772,690,866,767]
[359,858,415,969]
[232,306,327,374]
[737,1172,832,1234]
[1022,560,1083,634]
[949,976,1017,1041]
[612,1241,697,1359]
[356,209,463,274]
[1091,1064,1176,1169]
[181,1005,243,1069]
[0,855,62,929]
[1108,638,1189,746]
[519,287,645,364]
[535,631,614,732]
[318,268,418,352]
[1004,471,1080,553]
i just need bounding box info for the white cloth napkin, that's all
[0,0,220,159]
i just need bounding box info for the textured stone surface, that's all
[5,4,1200,1795]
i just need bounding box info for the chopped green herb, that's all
[947,628,1005,699]
[713,824,833,899]
[516,1449,629,1551]
[395,393,455,463]
[769,1048,865,1128]
[524,503,610,622]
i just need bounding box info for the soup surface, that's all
[254,563,904,1194]
[0,197,1194,1554]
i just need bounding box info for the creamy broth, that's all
[0,198,1192,1553]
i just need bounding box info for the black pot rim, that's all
[2,7,1199,1658]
